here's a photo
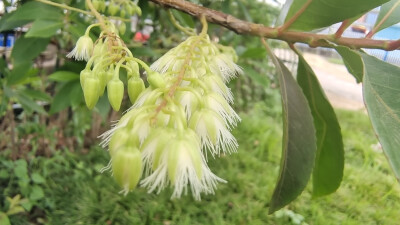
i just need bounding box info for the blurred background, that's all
[0,0,399,224]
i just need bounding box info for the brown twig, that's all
[334,19,351,39]
[149,0,399,51]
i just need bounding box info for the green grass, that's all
[3,105,400,225]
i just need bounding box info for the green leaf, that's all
[361,53,400,182]
[267,50,317,213]
[283,0,389,31]
[49,81,81,114]
[0,212,10,225]
[334,46,364,83]
[172,10,195,28]
[48,71,80,82]
[296,52,344,197]
[8,1,62,22]
[15,92,47,114]
[14,160,28,179]
[373,0,400,33]
[20,89,51,102]
[29,186,44,201]
[11,37,50,63]
[31,173,46,184]
[0,12,30,32]
[25,20,63,38]
[7,61,32,85]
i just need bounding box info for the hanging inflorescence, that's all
[67,14,242,200]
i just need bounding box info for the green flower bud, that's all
[80,69,91,88]
[126,4,134,15]
[128,61,140,78]
[135,6,142,16]
[108,3,119,16]
[107,79,124,111]
[83,76,100,110]
[92,0,101,11]
[147,72,166,89]
[112,147,142,194]
[97,71,107,96]
[99,0,106,12]
[106,68,114,82]
[118,22,126,35]
[120,9,126,18]
[127,77,145,104]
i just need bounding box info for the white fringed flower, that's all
[67,35,93,61]
[204,93,241,127]
[201,74,234,103]
[189,109,238,156]
[208,53,243,83]
[140,129,226,200]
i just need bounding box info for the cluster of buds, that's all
[67,22,146,111]
[88,0,142,18]
[100,34,242,200]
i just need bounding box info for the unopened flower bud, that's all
[119,22,126,35]
[135,6,142,16]
[120,9,126,18]
[126,5,134,15]
[83,76,100,109]
[112,147,142,194]
[97,71,107,96]
[92,0,101,11]
[80,69,91,88]
[109,128,139,156]
[128,77,145,104]
[107,79,124,111]
[108,3,119,16]
[147,72,166,89]
[128,61,140,78]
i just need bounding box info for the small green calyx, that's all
[83,76,100,110]
[127,77,145,104]
[107,79,124,111]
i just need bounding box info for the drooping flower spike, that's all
[68,15,242,200]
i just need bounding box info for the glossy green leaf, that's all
[25,20,62,38]
[296,53,344,197]
[362,53,400,181]
[283,0,389,31]
[48,71,80,82]
[7,1,62,21]
[0,12,30,32]
[7,61,32,85]
[334,46,364,83]
[267,50,317,213]
[373,0,400,33]
[11,37,50,63]
[50,81,81,114]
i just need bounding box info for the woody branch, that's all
[149,0,400,51]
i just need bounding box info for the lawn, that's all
[1,104,399,225]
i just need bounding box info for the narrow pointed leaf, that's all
[267,50,317,213]
[334,46,364,83]
[296,52,344,197]
[362,53,400,181]
[283,0,389,31]
[373,0,400,34]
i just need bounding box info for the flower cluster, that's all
[100,34,242,200]
[67,22,146,111]
[89,0,142,18]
